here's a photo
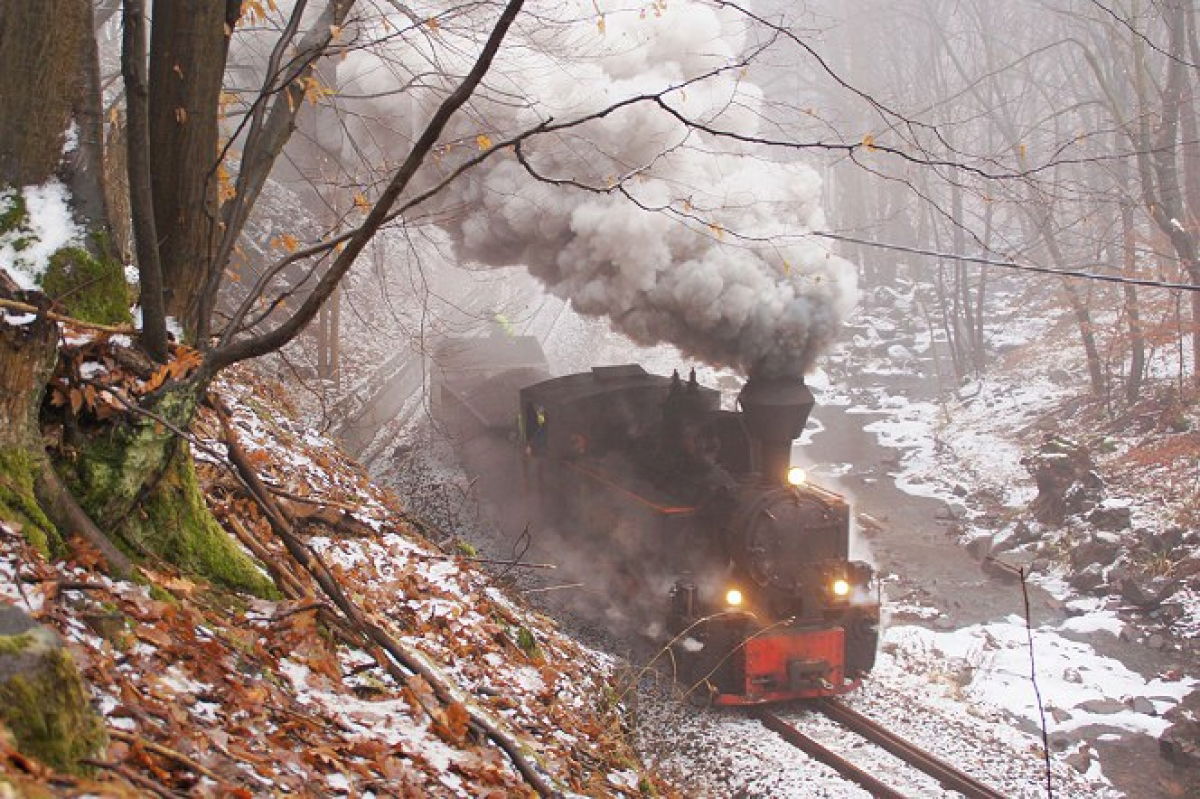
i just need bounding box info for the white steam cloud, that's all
[339,0,859,377]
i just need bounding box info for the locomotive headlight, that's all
[724,588,744,607]
[786,467,807,486]
[831,579,851,597]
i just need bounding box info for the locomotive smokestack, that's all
[737,374,814,484]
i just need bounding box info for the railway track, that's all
[757,700,1008,799]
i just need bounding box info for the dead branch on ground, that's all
[213,399,563,797]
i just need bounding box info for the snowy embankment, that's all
[817,295,1198,788]
[0,360,659,796]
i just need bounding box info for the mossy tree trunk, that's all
[0,0,272,595]
[57,380,275,595]
[0,290,63,556]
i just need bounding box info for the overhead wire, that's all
[810,231,1200,293]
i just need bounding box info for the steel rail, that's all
[756,709,908,799]
[815,699,1008,799]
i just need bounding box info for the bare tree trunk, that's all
[147,0,242,338]
[950,174,979,376]
[1060,280,1105,396]
[330,285,341,387]
[922,191,965,382]
[205,0,356,343]
[1181,2,1200,233]
[0,0,88,186]
[1120,200,1146,403]
[1129,0,1200,386]
[317,301,332,378]
[971,200,991,372]
[123,0,169,362]
[68,1,110,229]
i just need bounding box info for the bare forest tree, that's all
[809,0,1200,398]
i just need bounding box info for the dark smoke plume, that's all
[339,0,858,376]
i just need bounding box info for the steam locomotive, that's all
[433,337,879,705]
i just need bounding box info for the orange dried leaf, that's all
[135,624,173,649]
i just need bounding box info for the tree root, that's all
[34,458,133,578]
[213,401,563,797]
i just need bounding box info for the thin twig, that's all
[267,486,360,513]
[108,728,225,785]
[1018,567,1054,799]
[985,556,1053,797]
[494,524,533,584]
[273,601,330,620]
[521,582,583,594]
[410,549,556,570]
[224,515,310,599]
[18,576,107,591]
[465,556,555,570]
[0,297,136,333]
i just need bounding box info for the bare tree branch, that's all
[203,0,527,374]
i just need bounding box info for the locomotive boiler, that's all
[517,364,879,705]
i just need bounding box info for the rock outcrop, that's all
[0,603,105,773]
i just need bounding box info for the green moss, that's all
[60,384,276,598]
[0,633,33,656]
[127,450,277,597]
[514,626,544,661]
[0,447,63,557]
[62,383,196,524]
[0,635,106,775]
[0,190,128,322]
[0,190,28,235]
[40,235,131,326]
[146,584,177,605]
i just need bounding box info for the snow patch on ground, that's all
[886,622,1192,739]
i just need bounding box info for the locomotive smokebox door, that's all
[737,375,814,483]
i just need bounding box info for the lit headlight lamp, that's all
[828,561,874,601]
[825,568,852,601]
